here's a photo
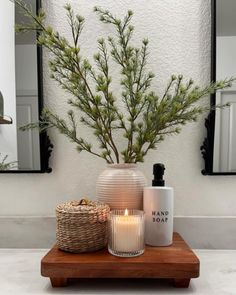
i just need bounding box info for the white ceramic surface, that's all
[96,164,147,210]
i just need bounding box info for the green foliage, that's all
[0,154,17,171]
[16,1,235,163]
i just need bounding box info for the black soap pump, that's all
[143,163,174,246]
[152,163,165,186]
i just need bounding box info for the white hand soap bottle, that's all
[144,163,174,246]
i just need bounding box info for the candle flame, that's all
[124,208,128,216]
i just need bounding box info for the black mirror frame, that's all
[0,0,53,174]
[201,0,236,175]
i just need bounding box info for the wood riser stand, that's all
[41,233,199,289]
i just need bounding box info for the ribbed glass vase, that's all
[96,164,147,210]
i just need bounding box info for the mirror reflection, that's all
[0,0,40,171]
[213,0,236,172]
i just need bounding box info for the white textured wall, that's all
[1,0,236,218]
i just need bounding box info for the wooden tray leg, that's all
[173,278,190,288]
[50,278,68,287]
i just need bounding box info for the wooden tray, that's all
[41,232,199,288]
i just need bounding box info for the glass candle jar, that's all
[108,209,145,257]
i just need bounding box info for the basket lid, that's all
[56,199,110,214]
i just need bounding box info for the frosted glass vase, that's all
[96,164,147,210]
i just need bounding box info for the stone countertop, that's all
[0,249,236,295]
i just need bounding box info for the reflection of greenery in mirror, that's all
[0,154,17,170]
[16,1,235,164]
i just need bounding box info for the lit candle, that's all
[108,209,145,257]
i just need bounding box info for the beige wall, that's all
[1,0,236,220]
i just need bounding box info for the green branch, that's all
[15,1,236,163]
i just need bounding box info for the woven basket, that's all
[56,199,110,253]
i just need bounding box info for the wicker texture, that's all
[56,199,110,253]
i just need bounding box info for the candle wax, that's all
[112,215,142,252]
